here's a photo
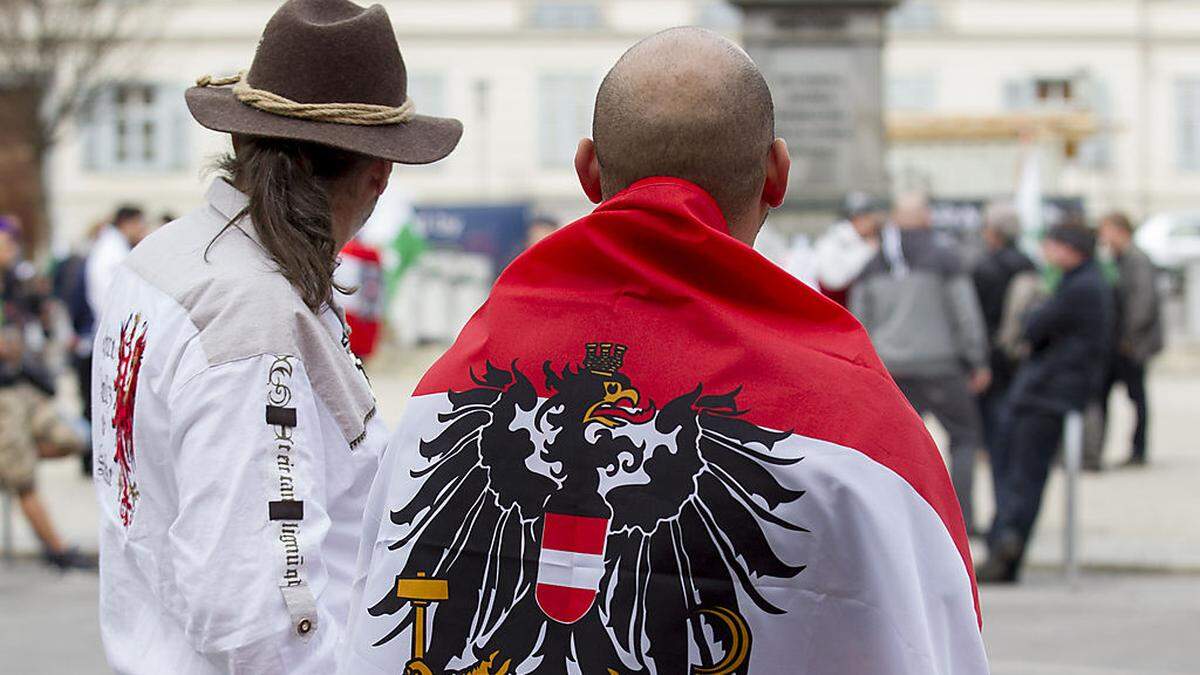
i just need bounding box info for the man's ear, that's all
[763,138,790,209]
[365,160,393,198]
[575,138,603,204]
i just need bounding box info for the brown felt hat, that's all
[186,0,461,164]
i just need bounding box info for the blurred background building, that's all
[0,0,1197,341]
[886,0,1200,220]
[38,0,744,248]
[24,0,1199,250]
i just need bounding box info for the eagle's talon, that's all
[404,659,434,675]
[454,650,511,675]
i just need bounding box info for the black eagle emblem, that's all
[370,344,807,674]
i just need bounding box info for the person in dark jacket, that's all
[972,201,1038,508]
[1098,211,1164,467]
[52,246,96,475]
[0,216,94,571]
[978,223,1114,583]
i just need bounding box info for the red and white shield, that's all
[535,512,609,624]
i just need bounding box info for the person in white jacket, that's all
[90,1,462,672]
[84,205,148,323]
[814,192,887,306]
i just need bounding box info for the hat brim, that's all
[186,86,462,165]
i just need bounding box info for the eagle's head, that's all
[539,343,654,434]
[581,371,643,429]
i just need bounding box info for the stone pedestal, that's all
[732,0,898,228]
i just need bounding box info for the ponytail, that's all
[215,136,369,312]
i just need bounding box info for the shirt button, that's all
[297,619,312,635]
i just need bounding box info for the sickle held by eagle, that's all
[691,606,751,675]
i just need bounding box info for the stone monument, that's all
[731,0,898,227]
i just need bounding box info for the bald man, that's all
[341,29,987,675]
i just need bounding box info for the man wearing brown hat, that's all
[90,1,460,672]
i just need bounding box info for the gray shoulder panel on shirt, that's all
[124,205,376,448]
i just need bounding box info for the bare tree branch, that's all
[0,0,169,247]
[0,0,160,149]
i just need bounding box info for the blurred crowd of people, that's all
[0,186,1168,588]
[814,192,1165,584]
[0,205,155,571]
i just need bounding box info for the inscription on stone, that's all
[734,0,897,214]
[774,70,853,189]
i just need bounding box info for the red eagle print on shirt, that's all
[112,314,148,527]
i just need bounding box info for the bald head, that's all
[592,28,776,223]
[893,192,932,230]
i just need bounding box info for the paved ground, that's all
[984,570,1200,675]
[968,363,1200,573]
[2,562,1197,674]
[2,346,1199,672]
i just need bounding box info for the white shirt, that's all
[814,220,879,291]
[92,181,385,674]
[86,224,132,321]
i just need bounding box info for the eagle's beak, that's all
[613,387,639,407]
[583,386,641,428]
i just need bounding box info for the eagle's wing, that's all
[368,363,555,669]
[599,385,806,672]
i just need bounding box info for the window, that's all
[83,82,188,172]
[1179,79,1200,171]
[538,74,595,169]
[1004,74,1110,169]
[1035,77,1074,106]
[530,2,602,30]
[1003,76,1078,110]
[887,74,937,112]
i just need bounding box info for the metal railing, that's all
[1062,410,1084,584]
[1,491,13,564]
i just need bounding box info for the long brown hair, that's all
[216,136,370,311]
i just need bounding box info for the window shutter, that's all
[1002,79,1034,111]
[538,73,595,169]
[1078,78,1112,169]
[82,86,115,172]
[161,84,190,171]
[1179,79,1200,171]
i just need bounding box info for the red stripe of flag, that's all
[541,513,608,554]
[536,584,597,624]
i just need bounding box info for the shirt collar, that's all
[205,178,267,247]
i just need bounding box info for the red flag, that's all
[347,177,988,675]
[337,237,384,358]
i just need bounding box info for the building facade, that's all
[45,0,743,248]
[41,0,1200,247]
[885,0,1200,219]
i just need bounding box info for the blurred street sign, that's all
[414,203,530,278]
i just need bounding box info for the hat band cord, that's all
[196,72,415,126]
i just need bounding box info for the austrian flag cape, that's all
[342,178,989,675]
